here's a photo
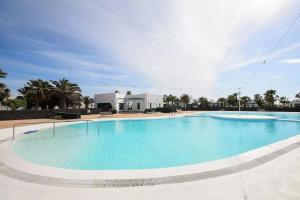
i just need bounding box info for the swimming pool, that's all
[13,112,300,170]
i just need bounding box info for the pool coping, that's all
[0,112,300,188]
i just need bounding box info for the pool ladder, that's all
[12,119,100,140]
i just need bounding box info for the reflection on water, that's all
[265,122,276,134]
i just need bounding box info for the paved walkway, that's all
[1,146,300,200]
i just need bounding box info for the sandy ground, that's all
[0,111,197,129]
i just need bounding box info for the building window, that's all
[137,103,140,110]
[119,103,124,110]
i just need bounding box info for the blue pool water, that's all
[13,112,300,170]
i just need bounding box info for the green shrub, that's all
[111,109,117,114]
[4,98,26,110]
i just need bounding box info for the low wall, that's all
[0,109,104,120]
[187,107,258,111]
[264,107,300,112]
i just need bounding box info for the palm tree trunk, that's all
[60,96,66,109]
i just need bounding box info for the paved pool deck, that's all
[1,145,300,200]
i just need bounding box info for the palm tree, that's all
[240,96,251,108]
[0,69,10,104]
[192,99,199,108]
[0,88,10,104]
[0,69,7,78]
[227,94,238,106]
[163,95,169,106]
[279,96,290,107]
[163,94,177,107]
[51,78,81,109]
[180,94,190,109]
[66,92,82,109]
[264,89,277,107]
[19,79,52,109]
[169,95,177,106]
[198,97,208,108]
[217,97,227,107]
[174,97,180,108]
[82,96,93,108]
[253,94,264,108]
[126,90,132,95]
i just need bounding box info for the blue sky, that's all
[0,0,300,100]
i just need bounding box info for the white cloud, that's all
[223,42,300,71]
[281,58,300,64]
[6,0,295,96]
[272,75,283,79]
[33,50,114,71]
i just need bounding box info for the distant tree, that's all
[240,96,251,108]
[192,99,199,107]
[82,96,93,108]
[264,89,278,107]
[0,69,10,104]
[126,90,132,95]
[114,90,119,93]
[51,78,81,109]
[253,94,264,108]
[198,97,208,108]
[163,95,170,106]
[296,92,300,98]
[174,97,180,108]
[180,94,190,109]
[169,95,177,106]
[227,94,238,106]
[163,94,177,107]
[279,96,290,107]
[217,97,227,107]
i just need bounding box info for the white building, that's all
[94,92,163,112]
[80,102,94,109]
[293,98,300,108]
[247,101,258,108]
[94,92,125,112]
[0,103,9,110]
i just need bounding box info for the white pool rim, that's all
[211,114,277,120]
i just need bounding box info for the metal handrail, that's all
[12,119,100,140]
[169,112,176,118]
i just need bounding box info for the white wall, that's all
[115,93,125,111]
[124,94,146,111]
[0,103,10,111]
[94,92,163,112]
[94,93,125,111]
[124,93,163,112]
[145,94,163,109]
